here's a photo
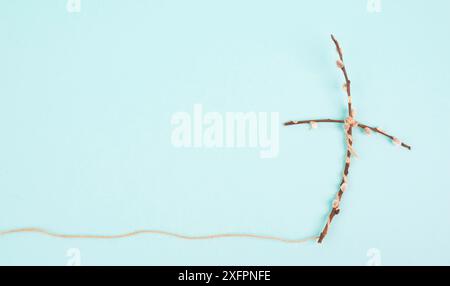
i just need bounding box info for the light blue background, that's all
[1,0,449,265]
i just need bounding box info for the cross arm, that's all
[284,118,412,150]
[357,122,411,150]
[284,119,344,125]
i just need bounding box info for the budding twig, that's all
[285,35,411,243]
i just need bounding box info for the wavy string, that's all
[0,227,319,244]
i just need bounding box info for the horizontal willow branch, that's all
[284,119,411,150]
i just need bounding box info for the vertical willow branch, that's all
[317,35,355,243]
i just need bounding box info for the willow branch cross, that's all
[0,35,411,245]
[285,35,411,244]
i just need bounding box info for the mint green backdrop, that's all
[1,0,449,265]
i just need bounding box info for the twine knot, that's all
[344,116,358,128]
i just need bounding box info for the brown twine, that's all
[0,227,319,244]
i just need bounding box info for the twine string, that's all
[0,227,319,244]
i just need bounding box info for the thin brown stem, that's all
[331,34,352,117]
[284,119,344,126]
